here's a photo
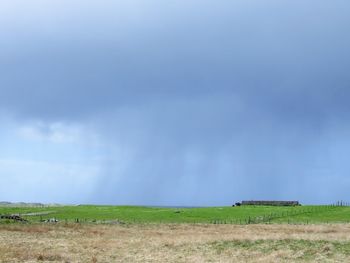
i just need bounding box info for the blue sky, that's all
[1,1,350,205]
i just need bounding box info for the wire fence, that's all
[1,201,349,225]
[210,201,349,225]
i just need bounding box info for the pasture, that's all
[1,204,350,224]
[1,205,350,262]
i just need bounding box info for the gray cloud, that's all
[1,0,350,205]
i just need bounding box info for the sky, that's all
[1,0,350,206]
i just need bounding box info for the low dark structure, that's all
[0,214,28,222]
[241,200,299,206]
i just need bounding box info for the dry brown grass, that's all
[1,223,350,262]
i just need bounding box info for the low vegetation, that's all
[1,205,350,262]
[1,223,350,262]
[1,205,350,224]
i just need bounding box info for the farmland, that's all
[1,205,350,262]
[1,204,350,224]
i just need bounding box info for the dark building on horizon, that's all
[241,200,300,206]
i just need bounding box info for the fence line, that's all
[2,201,349,225]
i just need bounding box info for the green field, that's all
[1,205,350,224]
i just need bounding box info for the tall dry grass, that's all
[1,223,350,262]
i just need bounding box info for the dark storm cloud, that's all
[1,1,350,120]
[1,0,350,205]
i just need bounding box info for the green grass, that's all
[1,205,349,224]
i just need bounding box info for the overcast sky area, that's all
[1,1,350,206]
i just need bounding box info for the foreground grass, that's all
[1,224,350,262]
[1,205,350,224]
[210,239,350,261]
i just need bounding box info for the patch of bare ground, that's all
[1,224,350,262]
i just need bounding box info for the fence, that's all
[210,201,349,225]
[1,201,349,225]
